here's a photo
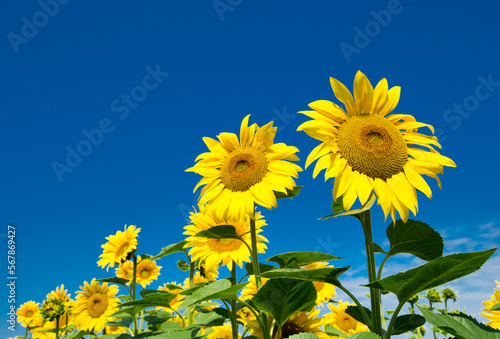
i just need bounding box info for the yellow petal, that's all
[330,77,356,116]
[403,164,432,199]
[372,78,389,113]
[353,71,374,114]
[305,143,331,169]
[380,86,401,116]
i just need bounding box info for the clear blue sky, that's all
[2,1,500,337]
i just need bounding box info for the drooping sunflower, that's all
[302,262,336,305]
[323,300,369,336]
[480,280,500,329]
[207,323,238,338]
[136,257,162,288]
[239,275,269,300]
[297,71,456,222]
[17,301,41,327]
[186,115,302,221]
[97,225,140,271]
[183,206,268,271]
[72,278,120,333]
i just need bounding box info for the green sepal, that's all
[491,303,500,311]
[386,219,443,261]
[250,278,317,327]
[418,306,500,338]
[366,249,496,303]
[151,240,188,260]
[274,186,302,199]
[319,193,376,220]
[266,251,341,268]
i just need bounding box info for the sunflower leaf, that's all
[250,278,317,327]
[319,193,376,220]
[194,225,241,239]
[97,277,130,288]
[418,306,500,338]
[193,311,226,327]
[324,324,349,338]
[345,305,372,325]
[491,303,500,311]
[287,334,320,339]
[390,314,426,335]
[274,185,302,199]
[373,243,386,254]
[104,317,134,328]
[244,262,277,276]
[366,249,496,303]
[266,251,341,268]
[120,292,177,309]
[260,267,349,286]
[386,219,443,261]
[347,333,381,338]
[178,279,247,310]
[152,240,188,260]
[177,259,190,271]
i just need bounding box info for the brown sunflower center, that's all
[220,146,268,192]
[337,114,407,180]
[140,269,151,279]
[25,310,34,317]
[275,322,304,338]
[336,312,356,331]
[208,237,243,253]
[86,293,109,318]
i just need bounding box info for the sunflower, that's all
[302,262,336,305]
[105,324,127,334]
[186,115,302,221]
[207,323,238,338]
[17,301,41,327]
[323,300,369,336]
[297,71,456,222]
[239,275,269,300]
[136,257,162,288]
[115,259,134,282]
[97,225,140,271]
[480,280,500,329]
[184,206,268,271]
[157,282,185,311]
[72,278,120,333]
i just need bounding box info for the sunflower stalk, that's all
[187,260,195,326]
[230,265,239,339]
[359,209,383,335]
[131,253,139,336]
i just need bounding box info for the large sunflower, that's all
[302,262,336,306]
[297,71,456,222]
[186,115,302,221]
[97,225,140,271]
[72,278,120,333]
[481,280,500,329]
[323,300,369,336]
[184,206,268,271]
[17,301,41,327]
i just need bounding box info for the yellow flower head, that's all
[302,262,337,305]
[72,278,120,333]
[17,301,41,327]
[239,275,269,300]
[323,300,369,336]
[157,282,185,311]
[186,115,302,221]
[184,206,268,271]
[97,225,140,271]
[136,257,162,288]
[207,323,238,338]
[115,259,134,282]
[297,71,456,222]
[481,280,500,329]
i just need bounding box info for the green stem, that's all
[55,316,59,339]
[337,283,373,328]
[376,254,390,281]
[188,260,195,326]
[359,210,383,335]
[384,301,405,338]
[231,265,239,339]
[131,254,139,336]
[249,203,271,339]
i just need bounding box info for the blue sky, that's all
[1,1,500,337]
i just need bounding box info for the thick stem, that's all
[188,260,195,326]
[55,316,60,339]
[337,283,373,328]
[384,301,405,338]
[359,210,383,335]
[231,265,239,339]
[131,254,139,336]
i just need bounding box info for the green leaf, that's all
[345,305,372,325]
[177,260,190,271]
[105,317,133,328]
[194,225,241,239]
[193,311,226,327]
[96,277,130,287]
[373,243,386,254]
[146,329,204,339]
[366,249,496,303]
[319,193,376,220]
[287,334,320,339]
[152,240,188,260]
[418,306,500,338]
[386,219,443,261]
[348,333,381,338]
[244,262,277,276]
[261,267,349,286]
[143,311,176,325]
[120,292,177,308]
[391,314,426,335]
[274,186,302,199]
[178,279,247,309]
[108,307,137,318]
[324,324,349,338]
[139,254,153,260]
[250,278,317,327]
[266,251,341,268]
[491,303,500,311]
